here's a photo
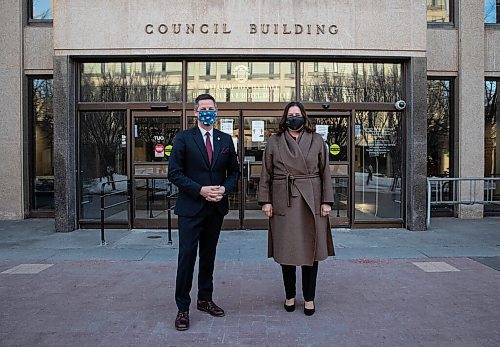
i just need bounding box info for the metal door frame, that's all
[130,110,182,228]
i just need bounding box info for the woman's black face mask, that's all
[286,116,305,131]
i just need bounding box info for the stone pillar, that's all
[53,56,77,231]
[457,0,485,218]
[406,57,428,231]
[0,0,24,220]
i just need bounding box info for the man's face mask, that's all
[286,116,305,131]
[198,110,217,126]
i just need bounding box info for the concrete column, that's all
[0,0,23,220]
[53,56,77,231]
[406,57,428,231]
[457,0,485,218]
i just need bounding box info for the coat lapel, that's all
[278,131,316,217]
[297,131,313,163]
[191,127,210,168]
[211,129,222,168]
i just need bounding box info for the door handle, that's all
[245,160,251,181]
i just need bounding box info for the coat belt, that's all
[273,173,320,207]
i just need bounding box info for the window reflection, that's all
[301,62,401,103]
[187,62,295,102]
[485,80,500,213]
[80,111,127,220]
[427,0,450,23]
[134,117,180,163]
[485,0,500,23]
[354,112,402,220]
[80,62,182,102]
[427,80,452,178]
[32,0,52,20]
[32,79,54,210]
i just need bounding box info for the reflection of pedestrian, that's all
[258,101,334,317]
[366,164,373,185]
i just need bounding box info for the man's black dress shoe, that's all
[175,310,189,331]
[197,300,225,317]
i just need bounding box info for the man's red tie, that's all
[205,132,212,164]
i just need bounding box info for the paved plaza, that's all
[1,218,499,346]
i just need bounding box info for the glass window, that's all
[427,79,453,178]
[485,80,500,213]
[354,112,403,221]
[79,111,128,220]
[485,0,500,23]
[30,78,54,211]
[187,62,295,102]
[427,0,451,23]
[31,0,52,20]
[133,117,180,163]
[300,62,402,103]
[80,62,183,102]
[427,79,454,215]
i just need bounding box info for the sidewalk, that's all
[1,218,500,346]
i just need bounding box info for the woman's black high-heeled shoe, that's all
[304,301,315,316]
[284,299,295,312]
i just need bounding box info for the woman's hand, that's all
[320,204,331,217]
[262,203,273,217]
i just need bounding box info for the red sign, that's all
[154,144,165,158]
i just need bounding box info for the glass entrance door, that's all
[208,110,281,229]
[241,111,282,228]
[131,111,181,228]
[312,113,352,227]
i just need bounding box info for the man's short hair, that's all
[194,94,217,110]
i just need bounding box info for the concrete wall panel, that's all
[427,28,458,73]
[485,29,500,76]
[24,26,54,72]
[53,0,426,57]
[0,0,23,219]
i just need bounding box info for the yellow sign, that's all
[330,144,340,156]
[165,145,173,157]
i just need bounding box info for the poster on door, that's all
[220,119,234,135]
[252,120,265,142]
[154,143,165,158]
[315,125,329,141]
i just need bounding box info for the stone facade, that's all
[0,0,497,230]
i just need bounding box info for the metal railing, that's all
[100,179,131,245]
[135,178,177,245]
[99,178,178,246]
[426,177,500,226]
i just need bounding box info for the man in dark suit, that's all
[168,94,240,331]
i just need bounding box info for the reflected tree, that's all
[33,79,54,153]
[485,81,498,176]
[427,80,451,177]
[80,63,182,102]
[80,112,125,190]
[301,63,401,103]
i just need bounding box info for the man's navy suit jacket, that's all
[167,126,240,217]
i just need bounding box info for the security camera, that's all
[322,102,330,110]
[394,100,406,111]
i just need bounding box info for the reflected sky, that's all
[484,0,498,23]
[33,0,52,19]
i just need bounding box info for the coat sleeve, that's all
[167,132,203,199]
[258,141,273,205]
[222,135,240,194]
[319,140,334,205]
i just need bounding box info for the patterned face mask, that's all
[198,110,217,126]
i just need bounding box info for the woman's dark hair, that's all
[277,101,315,135]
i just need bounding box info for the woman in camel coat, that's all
[258,101,334,316]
